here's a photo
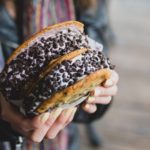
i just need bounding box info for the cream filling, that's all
[88,37,103,51]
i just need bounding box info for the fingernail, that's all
[100,96,112,104]
[107,96,112,103]
[40,112,50,123]
[52,108,62,118]
[48,133,57,139]
[108,96,112,101]
[64,108,74,117]
[65,108,77,126]
[90,91,95,96]
[72,107,77,114]
[105,79,113,87]
[85,104,90,109]
[87,96,95,103]
[94,88,101,96]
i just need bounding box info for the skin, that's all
[0,70,118,142]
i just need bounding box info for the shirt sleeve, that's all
[73,101,112,123]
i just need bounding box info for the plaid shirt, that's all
[23,0,75,39]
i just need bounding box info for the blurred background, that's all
[79,0,150,149]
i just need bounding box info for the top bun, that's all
[7,21,84,64]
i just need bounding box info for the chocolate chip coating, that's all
[0,26,115,116]
[0,28,88,101]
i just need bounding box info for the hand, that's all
[82,71,119,113]
[0,94,77,142]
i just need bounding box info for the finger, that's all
[15,112,50,133]
[104,71,119,87]
[94,85,118,97]
[8,111,50,133]
[87,96,112,104]
[63,107,77,127]
[0,95,37,132]
[30,108,62,142]
[13,112,50,132]
[45,108,62,127]
[29,112,50,129]
[46,108,75,139]
[95,96,112,104]
[11,124,32,138]
[87,96,95,103]
[1,93,50,132]
[82,103,97,113]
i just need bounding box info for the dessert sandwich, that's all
[0,21,115,116]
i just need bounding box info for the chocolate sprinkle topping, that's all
[0,26,115,116]
[0,28,88,101]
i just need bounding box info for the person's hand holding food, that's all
[0,21,118,142]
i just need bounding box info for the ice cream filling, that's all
[23,48,114,115]
[0,28,89,101]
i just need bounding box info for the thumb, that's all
[30,112,50,129]
[0,94,48,131]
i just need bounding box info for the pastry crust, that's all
[36,69,111,113]
[7,21,84,64]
